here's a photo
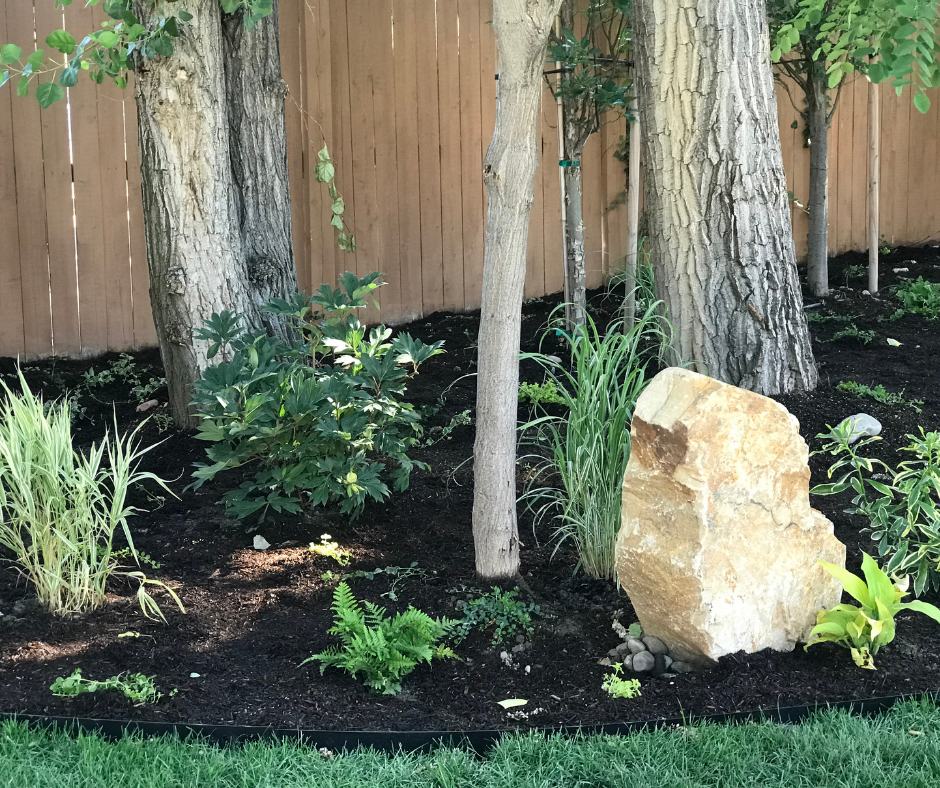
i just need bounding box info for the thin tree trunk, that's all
[560,0,587,326]
[623,95,641,327]
[473,0,563,579]
[633,0,817,395]
[134,0,261,427]
[806,63,830,297]
[222,0,297,334]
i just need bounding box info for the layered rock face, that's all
[615,368,845,664]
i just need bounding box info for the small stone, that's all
[651,653,667,677]
[515,634,526,644]
[632,651,655,673]
[512,644,525,654]
[626,638,647,654]
[642,636,668,655]
[253,535,271,551]
[615,642,631,655]
[862,289,871,296]
[598,657,612,666]
[622,654,634,671]
[670,661,694,674]
[663,655,673,669]
[894,267,910,273]
[608,648,621,659]
[840,413,882,444]
[136,399,160,412]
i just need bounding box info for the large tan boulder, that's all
[615,368,845,664]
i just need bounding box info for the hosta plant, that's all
[191,272,444,521]
[303,582,457,695]
[806,553,940,669]
[814,422,940,595]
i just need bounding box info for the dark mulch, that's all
[2,247,940,732]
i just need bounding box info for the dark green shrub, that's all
[191,272,444,521]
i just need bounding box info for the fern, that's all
[303,582,457,694]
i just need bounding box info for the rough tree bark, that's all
[222,0,298,334]
[473,0,563,579]
[135,0,262,427]
[633,0,817,395]
[805,62,830,297]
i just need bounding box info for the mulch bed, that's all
[2,247,940,732]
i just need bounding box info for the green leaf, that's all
[179,11,193,23]
[27,49,45,71]
[36,81,64,108]
[331,196,345,215]
[818,560,872,608]
[17,74,29,97]
[860,553,895,609]
[914,91,930,114]
[315,160,335,183]
[0,44,22,64]
[0,71,9,88]
[94,30,119,49]
[221,0,240,13]
[59,65,79,88]
[900,599,940,624]
[828,70,843,89]
[46,30,76,55]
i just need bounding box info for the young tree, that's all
[770,0,940,297]
[632,0,818,395]
[551,0,632,327]
[473,0,563,579]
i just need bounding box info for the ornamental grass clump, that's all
[519,302,670,581]
[0,372,181,619]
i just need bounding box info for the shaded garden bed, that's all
[2,247,940,731]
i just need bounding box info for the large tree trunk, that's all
[806,63,830,297]
[222,0,297,334]
[135,0,261,427]
[473,0,563,579]
[633,0,817,395]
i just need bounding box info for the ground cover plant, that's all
[3,700,940,787]
[191,272,444,521]
[837,380,924,412]
[50,669,170,705]
[3,252,940,731]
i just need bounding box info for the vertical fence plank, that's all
[391,0,422,321]
[34,2,82,355]
[457,0,485,309]
[413,0,444,315]
[302,0,332,295]
[889,90,912,245]
[0,3,25,357]
[7,0,54,357]
[437,0,465,311]
[834,80,855,255]
[371,0,403,318]
[66,0,110,354]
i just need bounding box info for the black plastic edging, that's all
[2,690,936,753]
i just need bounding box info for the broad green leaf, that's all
[94,31,119,49]
[221,0,240,13]
[59,65,79,88]
[27,49,45,70]
[0,44,22,64]
[17,74,29,97]
[900,599,940,624]
[914,91,930,114]
[818,560,872,608]
[36,81,64,108]
[46,30,76,55]
[861,553,895,609]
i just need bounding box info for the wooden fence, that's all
[3,0,940,359]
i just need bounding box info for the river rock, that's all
[632,651,655,673]
[615,368,846,664]
[642,636,668,655]
[626,638,647,654]
[840,413,882,444]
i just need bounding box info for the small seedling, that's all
[828,324,875,344]
[131,376,167,403]
[50,669,172,704]
[602,663,642,699]
[423,409,472,446]
[309,534,350,566]
[805,312,858,324]
[838,380,923,413]
[323,562,430,602]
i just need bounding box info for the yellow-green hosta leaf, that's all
[861,553,895,609]
[818,560,872,608]
[851,647,875,670]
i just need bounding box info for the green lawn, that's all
[2,700,940,787]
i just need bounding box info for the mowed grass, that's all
[2,700,940,787]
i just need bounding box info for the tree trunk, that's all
[560,0,587,326]
[473,0,562,579]
[135,0,261,427]
[222,0,297,334]
[633,0,817,395]
[806,63,830,297]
